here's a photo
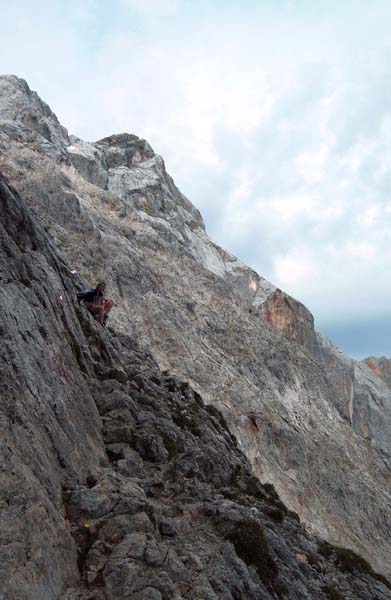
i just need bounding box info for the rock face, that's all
[0,74,69,150]
[0,75,391,590]
[364,356,391,390]
[259,289,320,359]
[1,170,391,600]
[0,173,106,597]
[0,175,391,600]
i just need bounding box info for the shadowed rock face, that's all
[0,75,391,585]
[1,170,390,600]
[0,174,106,597]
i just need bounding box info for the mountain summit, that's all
[0,76,390,598]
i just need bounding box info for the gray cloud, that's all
[319,316,391,360]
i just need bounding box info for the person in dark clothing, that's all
[77,281,114,325]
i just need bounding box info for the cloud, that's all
[120,0,183,16]
[320,315,391,360]
[274,249,317,288]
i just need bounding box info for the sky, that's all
[1,0,391,358]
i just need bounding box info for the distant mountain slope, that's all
[0,75,390,581]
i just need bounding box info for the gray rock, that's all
[0,74,69,148]
[131,588,163,600]
[363,355,391,390]
[159,518,176,537]
[67,136,108,188]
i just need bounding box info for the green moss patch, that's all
[227,520,277,585]
[245,476,266,501]
[318,542,391,591]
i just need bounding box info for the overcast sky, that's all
[1,0,391,359]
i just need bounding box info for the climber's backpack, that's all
[77,288,97,303]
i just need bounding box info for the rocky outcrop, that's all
[364,356,391,390]
[0,74,69,151]
[3,172,391,598]
[259,289,320,359]
[0,75,390,584]
[352,360,391,452]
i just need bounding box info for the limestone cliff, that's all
[3,170,391,598]
[364,356,391,390]
[258,289,320,359]
[0,75,390,593]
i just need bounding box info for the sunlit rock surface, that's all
[364,356,391,390]
[0,76,390,591]
[258,289,320,359]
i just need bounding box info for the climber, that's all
[77,281,114,326]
